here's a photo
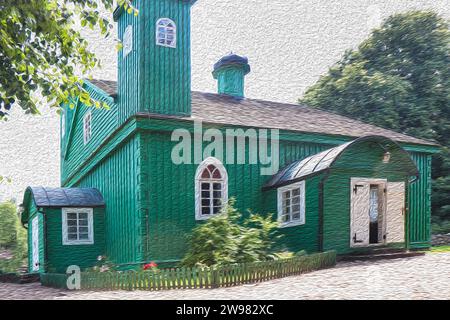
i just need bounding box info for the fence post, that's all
[211,267,219,288]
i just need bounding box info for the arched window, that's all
[156,18,176,48]
[195,157,228,220]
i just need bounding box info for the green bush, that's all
[181,199,282,267]
[0,201,27,273]
[432,220,450,235]
[0,201,18,247]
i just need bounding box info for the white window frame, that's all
[62,208,94,245]
[156,18,177,48]
[195,157,228,220]
[277,181,306,228]
[123,25,133,58]
[83,111,92,145]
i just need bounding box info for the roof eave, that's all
[113,0,198,22]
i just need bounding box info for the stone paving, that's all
[1,252,449,300]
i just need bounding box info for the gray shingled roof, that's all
[89,79,437,146]
[88,79,118,98]
[26,187,105,208]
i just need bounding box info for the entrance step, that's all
[337,249,426,262]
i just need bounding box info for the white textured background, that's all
[1,0,449,202]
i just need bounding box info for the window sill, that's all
[63,240,94,246]
[195,214,221,221]
[278,221,305,228]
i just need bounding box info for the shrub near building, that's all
[181,199,283,268]
[0,201,27,273]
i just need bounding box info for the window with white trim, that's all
[277,181,306,227]
[156,18,176,48]
[195,157,228,220]
[123,25,133,57]
[83,111,92,144]
[62,208,94,245]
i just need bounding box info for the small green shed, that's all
[21,187,106,273]
[263,136,420,253]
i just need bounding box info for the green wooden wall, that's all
[72,134,144,265]
[141,130,330,263]
[59,109,435,266]
[321,144,432,253]
[262,175,323,254]
[117,0,193,119]
[44,208,105,273]
[215,67,246,97]
[61,85,118,185]
[408,152,432,248]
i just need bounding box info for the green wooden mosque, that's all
[21,0,439,273]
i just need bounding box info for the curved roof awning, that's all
[21,187,105,224]
[264,135,419,190]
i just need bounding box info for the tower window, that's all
[156,18,176,48]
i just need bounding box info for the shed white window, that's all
[195,157,228,220]
[62,208,94,245]
[156,18,176,48]
[83,111,92,144]
[277,181,306,227]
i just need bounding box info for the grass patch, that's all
[430,245,450,253]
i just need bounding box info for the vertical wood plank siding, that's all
[72,134,143,264]
[45,208,105,273]
[117,1,140,124]
[60,115,433,265]
[321,146,432,253]
[143,132,331,262]
[408,153,432,247]
[61,92,118,184]
[118,0,192,120]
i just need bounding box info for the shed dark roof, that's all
[26,187,105,208]
[89,79,437,147]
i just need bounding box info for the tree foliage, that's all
[181,199,281,267]
[0,201,17,247]
[301,11,450,224]
[0,201,27,273]
[0,0,137,119]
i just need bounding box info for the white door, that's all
[350,179,370,247]
[385,182,405,243]
[31,216,40,272]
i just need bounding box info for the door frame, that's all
[350,178,387,248]
[31,215,40,272]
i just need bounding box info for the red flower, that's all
[143,262,158,270]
